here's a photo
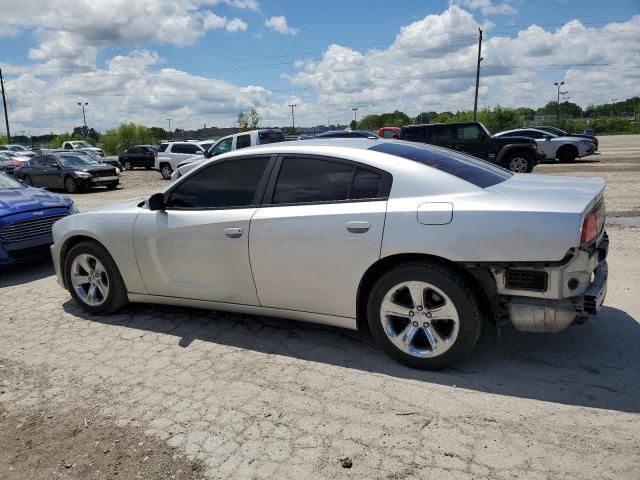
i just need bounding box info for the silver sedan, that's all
[51,139,608,370]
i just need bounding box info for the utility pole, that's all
[554,81,564,126]
[0,68,10,142]
[288,104,297,132]
[473,28,483,121]
[610,98,617,119]
[77,101,88,136]
[166,118,173,138]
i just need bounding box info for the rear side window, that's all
[369,142,511,188]
[166,157,270,209]
[236,134,251,149]
[158,143,168,152]
[428,126,452,146]
[172,143,199,154]
[402,126,427,143]
[271,157,389,204]
[258,130,285,145]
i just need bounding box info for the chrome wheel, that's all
[70,253,110,306]
[379,281,459,358]
[508,157,529,173]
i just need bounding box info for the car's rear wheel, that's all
[64,241,128,314]
[123,161,132,170]
[557,145,578,163]
[64,176,79,193]
[505,152,534,173]
[367,263,482,370]
[160,163,172,180]
[22,175,33,186]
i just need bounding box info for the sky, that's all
[0,0,638,134]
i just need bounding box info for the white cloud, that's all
[449,0,516,16]
[226,18,248,32]
[265,15,299,35]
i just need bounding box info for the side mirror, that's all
[543,135,552,141]
[204,150,212,158]
[148,193,165,211]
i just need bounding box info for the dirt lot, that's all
[1,135,639,479]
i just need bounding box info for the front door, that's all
[133,156,273,304]
[249,155,390,318]
[454,124,489,160]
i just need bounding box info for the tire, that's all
[22,175,33,186]
[160,163,172,180]
[106,181,119,190]
[123,161,132,170]
[63,241,128,315]
[64,176,79,193]
[557,145,577,163]
[505,151,534,173]
[367,263,482,370]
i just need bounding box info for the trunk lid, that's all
[486,173,605,215]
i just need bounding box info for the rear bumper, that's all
[503,232,608,333]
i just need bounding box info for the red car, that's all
[378,127,400,139]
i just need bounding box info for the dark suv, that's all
[16,154,119,193]
[400,121,542,173]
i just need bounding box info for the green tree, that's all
[349,120,357,130]
[99,123,164,155]
[248,107,261,129]
[0,135,7,145]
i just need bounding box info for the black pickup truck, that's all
[400,121,543,173]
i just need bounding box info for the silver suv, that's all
[155,142,207,179]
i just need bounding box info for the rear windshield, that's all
[369,141,512,188]
[258,130,285,145]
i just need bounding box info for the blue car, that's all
[0,172,76,265]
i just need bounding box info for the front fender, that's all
[496,144,533,165]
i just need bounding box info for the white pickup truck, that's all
[42,140,105,157]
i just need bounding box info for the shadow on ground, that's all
[0,259,54,288]
[64,299,640,414]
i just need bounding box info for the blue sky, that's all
[0,0,638,133]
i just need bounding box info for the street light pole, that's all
[610,98,618,119]
[166,118,173,138]
[473,28,483,121]
[352,107,358,126]
[288,104,297,132]
[553,81,565,126]
[77,102,88,136]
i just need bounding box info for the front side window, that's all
[166,157,270,209]
[212,138,233,155]
[236,135,251,149]
[456,125,483,141]
[172,144,199,154]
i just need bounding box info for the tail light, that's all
[581,199,605,246]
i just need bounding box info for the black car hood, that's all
[492,135,536,145]
[72,164,116,173]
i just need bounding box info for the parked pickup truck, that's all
[42,141,105,158]
[396,122,543,173]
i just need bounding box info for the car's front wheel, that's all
[367,263,482,370]
[505,152,534,173]
[160,163,173,180]
[64,241,128,314]
[557,145,578,163]
[22,175,33,186]
[64,176,79,193]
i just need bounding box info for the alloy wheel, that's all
[379,281,460,358]
[69,253,110,306]
[509,157,529,173]
[160,165,172,179]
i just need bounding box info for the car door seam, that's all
[247,207,263,306]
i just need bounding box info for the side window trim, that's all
[163,154,277,211]
[261,154,392,207]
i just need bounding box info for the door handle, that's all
[346,221,370,233]
[224,227,243,238]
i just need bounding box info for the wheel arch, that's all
[356,253,499,331]
[59,235,112,289]
[496,144,534,165]
[556,143,579,159]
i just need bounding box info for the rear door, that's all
[249,155,391,318]
[454,123,489,159]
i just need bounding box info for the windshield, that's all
[10,145,28,151]
[369,141,512,188]
[72,141,92,148]
[57,155,96,167]
[0,173,25,189]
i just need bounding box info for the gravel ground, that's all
[0,134,639,479]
